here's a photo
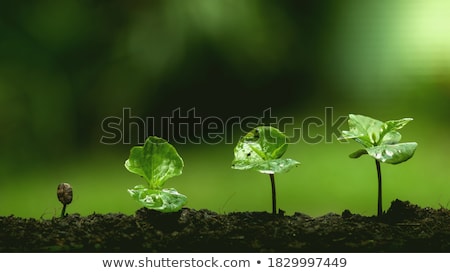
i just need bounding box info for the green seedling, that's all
[57,182,72,217]
[340,114,418,217]
[125,136,187,212]
[232,126,300,215]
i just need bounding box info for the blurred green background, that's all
[0,0,449,218]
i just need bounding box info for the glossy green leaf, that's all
[383,118,413,132]
[231,126,299,174]
[128,185,187,212]
[125,136,184,189]
[380,131,402,145]
[340,114,384,147]
[341,114,417,165]
[365,142,418,164]
[379,118,412,144]
[232,158,299,174]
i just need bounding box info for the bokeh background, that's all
[1,0,449,218]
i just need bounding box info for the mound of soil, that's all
[1,199,450,252]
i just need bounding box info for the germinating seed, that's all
[57,182,73,205]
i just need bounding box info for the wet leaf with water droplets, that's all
[231,126,299,173]
[365,142,418,164]
[341,114,417,164]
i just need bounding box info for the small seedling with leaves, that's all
[231,126,300,215]
[125,136,187,212]
[340,114,418,217]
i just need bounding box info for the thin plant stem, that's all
[375,160,382,217]
[269,173,276,215]
[61,204,67,218]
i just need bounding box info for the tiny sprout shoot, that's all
[57,182,73,217]
[232,126,300,215]
[340,114,418,217]
[125,136,187,212]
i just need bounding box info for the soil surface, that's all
[1,199,450,253]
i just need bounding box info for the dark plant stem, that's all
[61,204,67,218]
[269,173,276,215]
[375,160,382,217]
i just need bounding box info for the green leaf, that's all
[128,185,187,212]
[379,118,413,144]
[232,158,300,174]
[125,136,184,189]
[340,114,384,147]
[231,126,299,174]
[365,142,418,164]
[341,114,417,164]
[348,149,368,159]
[380,131,402,145]
[384,118,413,131]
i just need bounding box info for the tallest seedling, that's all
[340,114,418,217]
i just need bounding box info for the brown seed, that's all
[57,183,73,205]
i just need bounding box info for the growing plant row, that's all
[58,114,418,218]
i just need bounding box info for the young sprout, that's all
[340,114,418,217]
[232,126,300,215]
[57,182,72,217]
[125,136,187,212]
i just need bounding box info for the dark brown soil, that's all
[1,199,450,253]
